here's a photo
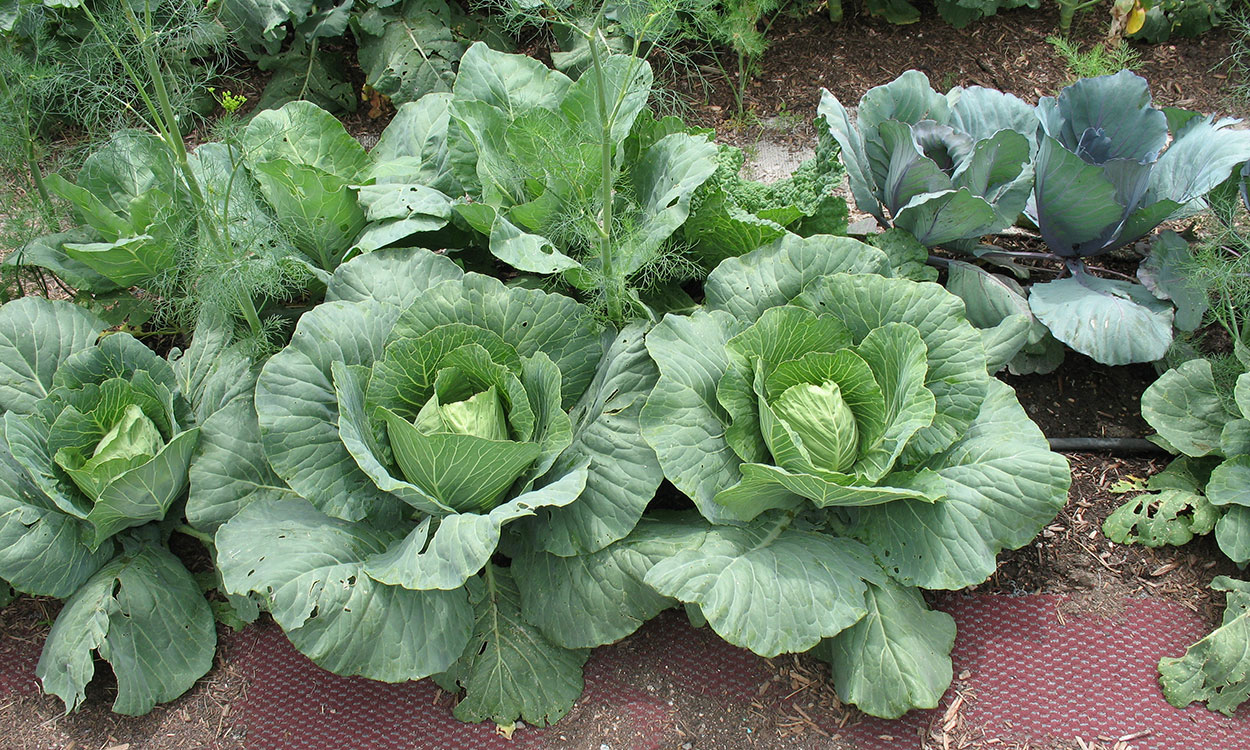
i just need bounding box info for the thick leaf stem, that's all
[757,509,797,549]
[586,16,621,324]
[175,523,215,546]
[0,70,56,223]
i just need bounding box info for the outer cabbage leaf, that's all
[1138,231,1209,332]
[642,513,883,657]
[817,578,955,719]
[516,323,663,556]
[250,159,365,273]
[0,441,113,597]
[435,565,588,727]
[1028,273,1175,366]
[169,312,258,424]
[703,234,892,323]
[1208,456,1250,508]
[818,89,886,225]
[62,235,178,289]
[1158,576,1250,716]
[241,100,369,182]
[1103,489,1219,547]
[511,513,695,649]
[36,543,214,715]
[942,260,1044,374]
[254,36,358,114]
[451,42,572,118]
[852,379,1070,589]
[0,299,106,415]
[1216,507,1250,565]
[363,466,587,591]
[1141,358,1234,457]
[217,497,473,682]
[640,310,750,525]
[355,0,465,106]
[366,93,460,193]
[4,228,122,294]
[187,393,295,534]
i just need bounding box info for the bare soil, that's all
[679,1,1244,133]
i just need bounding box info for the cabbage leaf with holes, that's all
[0,297,255,714]
[1102,357,1250,714]
[199,247,662,727]
[512,234,1069,718]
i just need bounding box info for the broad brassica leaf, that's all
[1029,71,1250,259]
[38,132,189,291]
[0,297,252,714]
[202,247,663,726]
[1158,576,1250,715]
[1105,360,1250,714]
[516,235,1069,719]
[37,542,214,715]
[1021,73,1250,366]
[1109,361,1250,565]
[818,70,1035,248]
[355,0,508,107]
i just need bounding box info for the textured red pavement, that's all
[4,594,1249,749]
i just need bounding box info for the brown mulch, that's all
[676,1,1243,134]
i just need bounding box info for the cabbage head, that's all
[0,298,254,714]
[820,70,1036,248]
[199,247,663,727]
[511,236,1070,719]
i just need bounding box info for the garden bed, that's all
[2,463,1248,750]
[0,388,1245,750]
[3,2,1250,749]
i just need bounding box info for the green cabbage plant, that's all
[1103,356,1250,715]
[510,235,1070,719]
[443,42,721,322]
[0,297,255,714]
[11,100,383,345]
[197,247,663,726]
[819,70,1036,249]
[350,42,842,324]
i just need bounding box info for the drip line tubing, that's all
[1046,437,1170,454]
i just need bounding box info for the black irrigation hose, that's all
[1046,437,1171,455]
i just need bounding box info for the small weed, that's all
[768,99,804,131]
[1047,35,1142,85]
[1226,9,1250,106]
[725,106,766,132]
